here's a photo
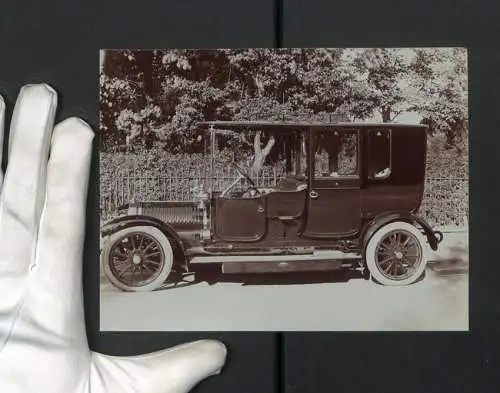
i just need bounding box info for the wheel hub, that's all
[394,251,404,260]
[131,252,142,265]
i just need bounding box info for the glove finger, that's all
[90,340,227,393]
[0,84,56,322]
[0,84,57,275]
[0,94,5,187]
[24,117,94,339]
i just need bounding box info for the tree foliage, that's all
[100,48,468,154]
[409,48,468,149]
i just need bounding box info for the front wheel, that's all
[102,225,174,292]
[365,221,429,286]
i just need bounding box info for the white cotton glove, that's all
[0,84,227,393]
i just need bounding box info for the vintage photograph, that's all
[99,48,468,331]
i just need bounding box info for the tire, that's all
[364,221,429,286]
[102,225,174,292]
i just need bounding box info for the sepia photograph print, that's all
[99,48,468,331]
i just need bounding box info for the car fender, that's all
[101,215,187,268]
[361,211,443,256]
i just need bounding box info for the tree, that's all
[99,72,141,151]
[100,50,155,151]
[226,48,353,115]
[115,103,162,151]
[408,48,468,149]
[349,48,410,122]
[100,48,468,156]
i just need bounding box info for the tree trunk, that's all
[249,131,275,178]
[253,76,265,97]
[134,51,156,96]
[382,106,391,122]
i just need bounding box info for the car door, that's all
[302,128,362,238]
[214,195,267,242]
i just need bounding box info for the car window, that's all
[314,129,358,178]
[367,129,391,180]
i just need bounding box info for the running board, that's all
[190,250,360,264]
[224,260,358,274]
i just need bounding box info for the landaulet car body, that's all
[101,120,442,291]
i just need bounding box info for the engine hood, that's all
[123,201,205,229]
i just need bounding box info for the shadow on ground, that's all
[156,266,367,291]
[428,244,469,276]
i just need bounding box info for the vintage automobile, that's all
[101,121,443,291]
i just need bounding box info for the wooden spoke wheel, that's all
[102,226,173,292]
[365,221,428,286]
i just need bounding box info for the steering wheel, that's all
[232,162,260,195]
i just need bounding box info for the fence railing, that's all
[100,168,468,228]
[100,166,286,219]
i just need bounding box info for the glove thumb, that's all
[90,340,227,393]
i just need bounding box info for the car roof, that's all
[198,120,428,131]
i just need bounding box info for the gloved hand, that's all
[0,84,227,392]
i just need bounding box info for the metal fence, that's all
[100,167,468,228]
[100,165,286,220]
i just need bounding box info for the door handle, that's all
[310,190,319,199]
[257,206,264,213]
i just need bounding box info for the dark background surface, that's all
[0,1,278,393]
[283,1,500,392]
[0,0,499,392]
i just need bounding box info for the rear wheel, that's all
[365,221,429,286]
[102,225,173,292]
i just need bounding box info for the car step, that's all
[190,250,360,264]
